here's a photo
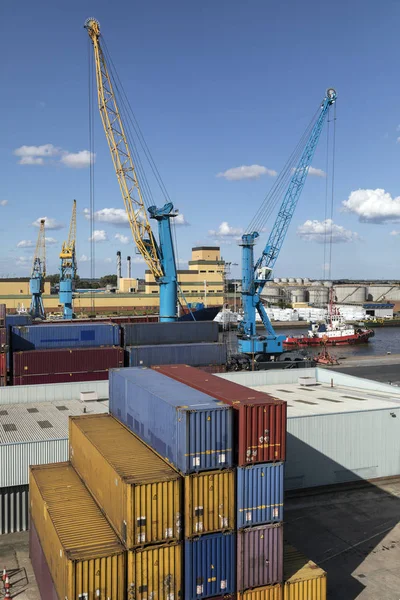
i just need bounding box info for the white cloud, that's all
[208,221,244,239]
[60,150,95,169]
[45,237,57,245]
[397,137,400,144]
[16,255,32,267]
[173,213,190,226]
[104,257,113,264]
[79,254,90,262]
[32,216,64,230]
[115,233,129,245]
[14,143,95,169]
[89,230,108,243]
[0,200,8,206]
[308,167,326,177]
[217,165,277,181]
[85,207,129,226]
[297,219,359,243]
[342,188,400,223]
[132,255,146,264]
[17,240,35,248]
[390,230,400,236]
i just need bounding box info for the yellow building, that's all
[0,247,224,316]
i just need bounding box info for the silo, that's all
[280,278,288,283]
[334,286,366,304]
[312,281,322,286]
[308,287,329,305]
[288,277,295,283]
[303,278,310,284]
[296,278,304,284]
[291,288,306,303]
[261,286,282,303]
[274,278,281,284]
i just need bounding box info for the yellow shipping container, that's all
[29,462,125,600]
[184,469,235,536]
[284,545,327,600]
[239,585,283,600]
[127,542,182,600]
[69,414,182,549]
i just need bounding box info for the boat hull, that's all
[284,330,374,347]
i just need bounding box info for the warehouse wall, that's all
[0,380,108,406]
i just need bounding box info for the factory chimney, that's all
[117,251,121,289]
[127,256,131,279]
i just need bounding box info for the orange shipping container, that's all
[29,463,125,600]
[238,585,283,600]
[69,414,182,548]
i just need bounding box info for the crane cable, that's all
[88,36,96,313]
[322,102,337,281]
[327,102,337,281]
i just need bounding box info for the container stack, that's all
[122,321,227,368]
[151,365,286,595]
[10,322,123,384]
[0,304,6,386]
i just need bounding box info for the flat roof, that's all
[249,382,400,418]
[0,399,108,444]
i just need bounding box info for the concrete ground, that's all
[1,478,399,600]
[285,477,400,599]
[324,353,400,385]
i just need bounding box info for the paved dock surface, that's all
[326,353,400,385]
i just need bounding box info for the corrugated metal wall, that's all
[0,485,29,534]
[0,439,68,487]
[0,380,108,406]
[286,407,400,490]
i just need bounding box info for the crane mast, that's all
[59,199,77,319]
[85,18,178,321]
[238,88,337,358]
[30,219,46,320]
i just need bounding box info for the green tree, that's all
[100,274,118,287]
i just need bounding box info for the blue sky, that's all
[2,0,400,280]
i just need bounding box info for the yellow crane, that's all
[59,200,77,319]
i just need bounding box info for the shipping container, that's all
[39,315,158,325]
[30,463,126,600]
[0,485,29,535]
[11,322,120,351]
[237,524,283,591]
[13,371,111,385]
[238,585,283,600]
[185,470,235,537]
[237,463,284,529]
[152,365,287,465]
[30,519,59,600]
[0,352,6,380]
[109,368,233,474]
[6,314,32,329]
[126,342,227,368]
[70,414,182,548]
[122,321,219,346]
[13,346,124,377]
[0,328,6,347]
[283,545,326,600]
[127,542,182,600]
[0,304,6,323]
[184,532,236,600]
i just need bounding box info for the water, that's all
[223,326,400,359]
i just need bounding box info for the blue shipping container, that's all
[122,321,219,347]
[184,532,236,600]
[109,367,233,474]
[11,323,120,351]
[126,342,227,367]
[237,463,284,529]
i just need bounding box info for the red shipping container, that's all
[152,365,287,465]
[0,352,6,381]
[13,371,109,386]
[13,346,124,378]
[0,328,6,347]
[0,304,5,323]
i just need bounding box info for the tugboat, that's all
[284,291,374,348]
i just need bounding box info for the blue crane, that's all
[238,88,337,359]
[59,200,77,319]
[29,219,46,320]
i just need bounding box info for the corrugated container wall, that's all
[184,532,236,600]
[0,439,68,487]
[185,470,235,537]
[13,371,110,385]
[127,542,183,600]
[126,342,227,367]
[283,545,327,600]
[13,347,124,377]
[152,365,287,465]
[30,520,59,600]
[69,414,182,548]
[0,485,29,535]
[237,524,283,591]
[11,322,120,351]
[237,463,284,528]
[30,463,126,600]
[239,586,283,600]
[0,304,6,322]
[0,328,6,347]
[122,321,219,346]
[109,368,233,474]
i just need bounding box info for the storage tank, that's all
[262,286,282,301]
[288,278,295,283]
[296,278,304,284]
[323,281,333,287]
[290,289,306,303]
[280,278,288,283]
[312,281,321,287]
[303,278,310,284]
[308,287,329,305]
[334,286,366,304]
[273,278,281,284]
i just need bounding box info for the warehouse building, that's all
[217,368,400,491]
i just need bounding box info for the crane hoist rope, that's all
[59,200,77,319]
[29,219,46,320]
